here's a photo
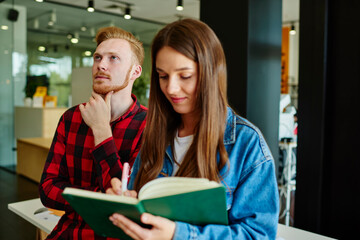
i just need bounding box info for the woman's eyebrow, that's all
[156,67,193,72]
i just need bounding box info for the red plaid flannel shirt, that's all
[39,95,147,240]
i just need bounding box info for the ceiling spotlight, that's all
[176,0,184,11]
[71,38,79,44]
[67,33,73,39]
[81,25,87,31]
[87,0,95,12]
[84,51,92,56]
[38,46,46,52]
[1,25,9,30]
[71,32,79,44]
[35,0,44,2]
[290,23,296,35]
[124,6,131,20]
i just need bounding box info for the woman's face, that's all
[156,46,198,116]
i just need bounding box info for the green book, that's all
[62,177,228,239]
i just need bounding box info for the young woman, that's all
[108,18,279,240]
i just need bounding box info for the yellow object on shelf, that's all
[33,86,47,107]
[44,95,57,107]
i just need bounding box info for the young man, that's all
[39,26,147,239]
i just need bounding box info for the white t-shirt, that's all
[172,131,193,175]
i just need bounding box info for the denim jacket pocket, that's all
[226,187,235,210]
[158,167,169,178]
[159,172,168,177]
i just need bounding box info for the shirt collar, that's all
[112,94,140,122]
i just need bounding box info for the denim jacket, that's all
[129,107,279,240]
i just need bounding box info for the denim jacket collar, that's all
[165,107,237,160]
[224,107,237,145]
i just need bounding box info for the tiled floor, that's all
[0,167,39,240]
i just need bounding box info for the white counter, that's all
[8,198,337,239]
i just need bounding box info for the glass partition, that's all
[0,0,165,170]
[0,1,27,170]
[22,0,163,107]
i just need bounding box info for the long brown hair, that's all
[134,19,228,192]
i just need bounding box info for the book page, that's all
[138,177,221,200]
[63,188,139,205]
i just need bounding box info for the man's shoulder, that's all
[61,105,82,122]
[128,98,147,117]
[137,104,148,114]
[139,104,148,111]
[131,103,147,122]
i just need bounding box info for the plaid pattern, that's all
[39,95,147,240]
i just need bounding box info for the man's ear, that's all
[131,65,142,80]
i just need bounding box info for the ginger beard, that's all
[92,67,132,95]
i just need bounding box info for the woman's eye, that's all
[159,75,168,80]
[181,75,192,80]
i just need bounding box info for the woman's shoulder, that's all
[225,107,263,141]
[225,107,273,161]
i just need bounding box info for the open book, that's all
[62,177,228,239]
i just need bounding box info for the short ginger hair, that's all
[95,26,144,65]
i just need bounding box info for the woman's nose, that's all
[167,77,180,94]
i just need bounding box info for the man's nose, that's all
[97,59,107,71]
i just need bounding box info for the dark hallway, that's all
[0,167,39,240]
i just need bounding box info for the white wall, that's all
[71,67,92,107]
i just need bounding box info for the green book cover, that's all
[62,177,228,239]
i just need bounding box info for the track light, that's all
[33,18,39,29]
[176,0,183,11]
[289,23,296,35]
[124,6,131,20]
[35,0,43,2]
[90,27,96,37]
[48,10,56,26]
[87,0,95,12]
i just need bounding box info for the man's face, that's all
[92,38,134,95]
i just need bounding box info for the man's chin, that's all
[93,88,109,95]
[93,86,122,95]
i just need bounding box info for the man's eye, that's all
[94,55,101,60]
[111,56,119,60]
